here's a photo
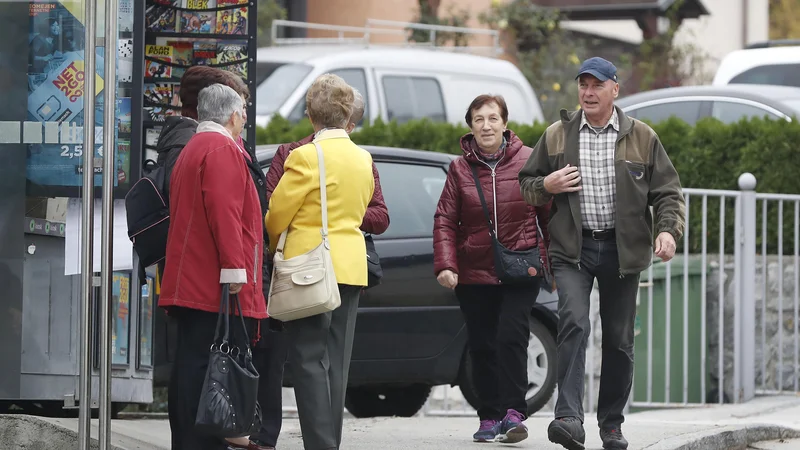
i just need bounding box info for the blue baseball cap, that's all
[576,57,618,82]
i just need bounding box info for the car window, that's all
[255,62,286,86]
[710,101,782,123]
[374,162,447,239]
[729,63,800,87]
[626,100,703,125]
[382,76,446,123]
[256,63,313,116]
[288,68,370,124]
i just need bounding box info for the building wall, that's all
[304,0,495,47]
[303,0,768,80]
[562,0,769,78]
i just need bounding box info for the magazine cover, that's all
[118,0,134,33]
[171,85,182,108]
[145,44,173,78]
[117,97,132,134]
[230,2,248,35]
[117,38,133,83]
[145,106,177,122]
[117,140,131,186]
[146,0,179,32]
[112,272,131,365]
[180,0,216,34]
[192,41,217,65]
[216,0,247,34]
[217,40,247,78]
[167,40,193,78]
[26,1,118,190]
[144,83,173,106]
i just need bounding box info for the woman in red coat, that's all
[159,83,267,450]
[433,94,552,444]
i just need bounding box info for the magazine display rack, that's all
[141,0,258,159]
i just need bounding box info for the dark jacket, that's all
[433,130,551,285]
[266,133,390,235]
[518,106,686,275]
[155,116,198,203]
[240,136,273,306]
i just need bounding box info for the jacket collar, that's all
[461,129,523,164]
[197,120,235,138]
[197,121,245,152]
[313,128,350,142]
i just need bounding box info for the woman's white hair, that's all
[197,83,243,125]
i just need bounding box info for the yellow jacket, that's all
[265,129,374,286]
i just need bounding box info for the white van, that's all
[712,41,800,87]
[254,45,544,128]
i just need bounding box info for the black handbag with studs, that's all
[194,285,262,438]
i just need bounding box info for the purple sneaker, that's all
[473,419,501,442]
[498,409,528,443]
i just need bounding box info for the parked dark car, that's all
[259,144,558,417]
[152,144,560,418]
[616,84,800,125]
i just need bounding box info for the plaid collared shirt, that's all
[578,108,619,230]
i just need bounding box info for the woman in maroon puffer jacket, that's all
[433,94,552,444]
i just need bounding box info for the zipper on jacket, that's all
[490,169,499,235]
[253,244,258,286]
[476,155,505,237]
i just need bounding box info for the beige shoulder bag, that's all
[267,141,341,321]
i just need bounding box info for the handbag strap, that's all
[212,285,253,357]
[468,164,497,238]
[275,140,330,252]
[314,141,329,240]
[213,284,231,344]
[231,291,252,357]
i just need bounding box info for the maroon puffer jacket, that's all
[433,130,552,285]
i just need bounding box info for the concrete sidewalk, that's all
[9,394,800,449]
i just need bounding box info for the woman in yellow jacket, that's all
[265,73,374,450]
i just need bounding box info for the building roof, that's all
[531,0,709,20]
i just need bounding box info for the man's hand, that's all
[544,164,582,194]
[655,232,677,262]
[436,269,458,290]
[229,283,244,294]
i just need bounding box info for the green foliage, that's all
[408,0,471,47]
[256,0,287,47]
[256,114,800,255]
[479,1,586,121]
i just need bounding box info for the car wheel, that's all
[459,315,558,416]
[345,384,432,418]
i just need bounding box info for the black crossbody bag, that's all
[469,164,543,284]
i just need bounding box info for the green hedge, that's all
[256,115,800,254]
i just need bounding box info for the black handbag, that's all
[195,285,262,438]
[469,164,543,284]
[365,233,383,289]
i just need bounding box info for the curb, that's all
[0,414,105,450]
[644,424,800,450]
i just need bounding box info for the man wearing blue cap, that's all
[518,57,686,449]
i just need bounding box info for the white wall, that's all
[561,0,769,78]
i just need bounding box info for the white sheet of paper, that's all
[64,198,134,276]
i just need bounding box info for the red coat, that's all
[433,130,552,285]
[266,133,390,235]
[159,123,267,319]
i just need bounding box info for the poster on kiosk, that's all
[26,1,134,197]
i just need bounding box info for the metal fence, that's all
[418,173,800,417]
